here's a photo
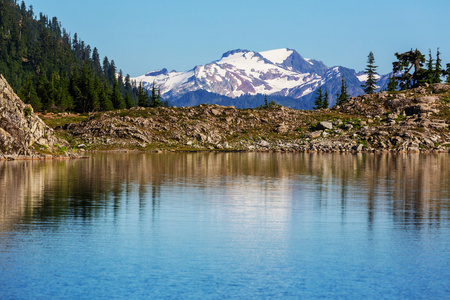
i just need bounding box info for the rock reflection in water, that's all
[0,153,449,230]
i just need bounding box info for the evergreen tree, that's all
[98,82,113,111]
[19,75,41,110]
[150,81,157,107]
[313,86,323,110]
[156,88,162,107]
[69,69,83,112]
[107,59,116,84]
[362,51,378,94]
[58,74,73,110]
[102,56,110,79]
[425,49,435,84]
[322,89,329,109]
[0,0,141,113]
[336,77,350,106]
[92,47,102,76]
[149,81,163,107]
[393,49,426,89]
[111,77,124,109]
[49,71,61,108]
[36,67,51,110]
[125,92,134,109]
[387,74,398,92]
[434,48,442,83]
[138,82,147,107]
[446,63,450,83]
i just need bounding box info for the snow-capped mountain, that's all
[132,48,384,109]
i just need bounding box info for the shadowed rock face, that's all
[0,75,72,158]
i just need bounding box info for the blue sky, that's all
[30,0,450,77]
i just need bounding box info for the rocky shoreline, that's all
[2,72,450,159]
[43,83,450,155]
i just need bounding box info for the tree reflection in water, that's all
[0,153,449,231]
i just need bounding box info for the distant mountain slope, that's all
[133,48,387,109]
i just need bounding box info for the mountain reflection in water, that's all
[1,153,448,229]
[0,153,449,299]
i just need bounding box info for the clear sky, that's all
[29,0,450,77]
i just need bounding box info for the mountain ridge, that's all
[132,48,389,109]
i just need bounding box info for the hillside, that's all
[0,0,142,112]
[40,83,450,154]
[0,75,77,160]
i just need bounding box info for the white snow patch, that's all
[304,58,314,65]
[260,48,293,64]
[357,74,381,82]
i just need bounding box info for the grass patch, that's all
[40,114,88,128]
[24,106,32,117]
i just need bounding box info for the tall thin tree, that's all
[313,86,323,110]
[362,51,378,94]
[434,48,442,83]
[336,77,350,106]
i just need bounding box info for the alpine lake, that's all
[0,152,449,299]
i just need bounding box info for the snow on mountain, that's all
[132,48,377,109]
[260,48,293,64]
[356,73,381,82]
[356,71,392,92]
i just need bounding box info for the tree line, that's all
[313,48,450,110]
[0,0,166,112]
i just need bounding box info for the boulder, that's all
[275,123,288,134]
[416,96,438,104]
[307,131,322,139]
[405,104,437,116]
[257,140,270,148]
[317,121,333,130]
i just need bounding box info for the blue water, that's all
[0,153,449,299]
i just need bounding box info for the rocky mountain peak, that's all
[132,48,391,109]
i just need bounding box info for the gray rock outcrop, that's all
[0,74,74,159]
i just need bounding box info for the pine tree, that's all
[150,81,157,107]
[19,75,41,111]
[155,88,162,107]
[49,71,61,108]
[36,67,51,110]
[362,51,378,94]
[393,49,426,89]
[387,74,398,92]
[313,86,323,110]
[322,89,329,109]
[102,56,110,78]
[425,49,434,84]
[138,82,147,107]
[434,48,442,83]
[111,77,124,109]
[69,69,83,112]
[125,92,134,109]
[58,74,73,110]
[92,47,102,76]
[446,63,450,83]
[336,77,350,106]
[149,81,163,107]
[0,0,141,113]
[98,82,113,111]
